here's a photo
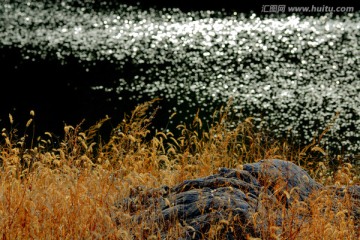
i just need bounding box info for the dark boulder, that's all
[243,159,323,202]
[120,159,359,239]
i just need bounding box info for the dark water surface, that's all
[1,1,359,155]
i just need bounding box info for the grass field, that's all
[0,99,359,239]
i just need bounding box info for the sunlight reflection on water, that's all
[1,1,359,154]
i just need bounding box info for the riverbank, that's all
[0,101,358,239]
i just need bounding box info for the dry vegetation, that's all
[0,99,359,239]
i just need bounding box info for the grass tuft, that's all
[0,100,358,239]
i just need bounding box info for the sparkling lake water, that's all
[1,1,359,155]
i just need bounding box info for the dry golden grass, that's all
[0,99,359,239]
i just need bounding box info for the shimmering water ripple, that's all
[1,1,360,154]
